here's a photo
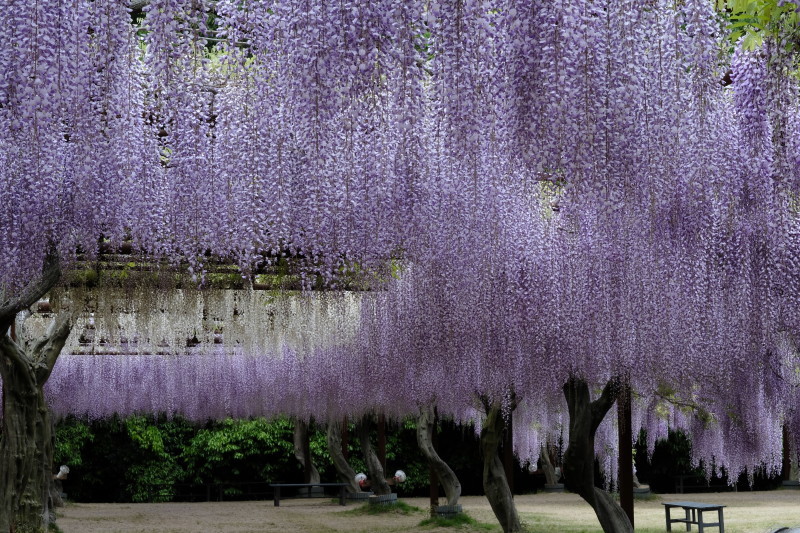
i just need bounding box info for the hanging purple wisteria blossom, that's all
[4,1,800,532]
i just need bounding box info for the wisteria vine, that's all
[2,0,800,491]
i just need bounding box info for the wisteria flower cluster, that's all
[3,0,800,487]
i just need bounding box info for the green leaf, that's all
[742,31,764,49]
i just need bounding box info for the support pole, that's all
[378,414,387,473]
[503,412,514,495]
[342,416,349,460]
[618,382,634,528]
[783,425,791,481]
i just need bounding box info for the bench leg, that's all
[665,506,672,531]
[274,486,281,507]
[697,509,703,533]
[718,508,724,533]
[685,508,692,532]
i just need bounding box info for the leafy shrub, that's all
[181,417,297,492]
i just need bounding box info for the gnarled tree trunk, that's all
[0,251,68,533]
[417,405,461,506]
[326,421,361,493]
[1,315,72,533]
[480,400,522,533]
[358,415,391,495]
[293,419,320,484]
[540,442,560,486]
[562,377,633,533]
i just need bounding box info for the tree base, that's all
[435,504,463,518]
[347,491,373,500]
[368,493,398,506]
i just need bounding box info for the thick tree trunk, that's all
[617,382,634,526]
[22,392,55,529]
[416,405,461,506]
[0,354,42,533]
[784,426,799,482]
[0,251,66,533]
[293,419,320,484]
[358,416,391,496]
[562,377,633,533]
[481,401,522,533]
[0,321,69,533]
[326,421,361,493]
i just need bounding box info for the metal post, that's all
[783,424,791,481]
[618,381,634,527]
[503,412,514,495]
[378,414,387,473]
[342,416,349,460]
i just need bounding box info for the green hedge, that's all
[54,415,445,502]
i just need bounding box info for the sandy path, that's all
[56,492,800,533]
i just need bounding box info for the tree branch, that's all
[590,376,619,433]
[31,312,74,383]
[0,335,35,390]
[0,249,61,329]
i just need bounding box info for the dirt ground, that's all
[56,491,800,533]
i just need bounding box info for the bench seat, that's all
[269,482,349,507]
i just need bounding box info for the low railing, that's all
[138,481,276,502]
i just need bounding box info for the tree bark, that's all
[292,419,320,484]
[540,442,560,486]
[358,416,391,495]
[326,421,361,493]
[0,251,68,533]
[416,405,461,506]
[0,313,72,533]
[783,425,799,482]
[480,400,522,533]
[562,377,633,533]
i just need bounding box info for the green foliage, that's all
[383,420,429,495]
[54,415,194,502]
[54,418,93,468]
[637,429,704,494]
[53,415,495,503]
[717,0,800,51]
[181,417,297,492]
[56,415,321,502]
[124,416,188,502]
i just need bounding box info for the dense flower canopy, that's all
[3,0,800,485]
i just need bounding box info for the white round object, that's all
[56,465,70,480]
[355,473,367,483]
[394,470,407,483]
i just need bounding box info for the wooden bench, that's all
[269,483,348,507]
[663,501,725,532]
[673,475,733,494]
